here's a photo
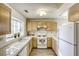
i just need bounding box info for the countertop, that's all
[0,36,32,56]
[52,35,58,41]
[0,34,58,56]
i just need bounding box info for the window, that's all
[11,17,24,35]
[4,17,24,42]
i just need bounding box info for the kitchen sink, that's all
[6,46,19,56]
[6,42,23,56]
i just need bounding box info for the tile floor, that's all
[30,48,56,56]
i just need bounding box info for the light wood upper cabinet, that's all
[27,21,37,31]
[0,4,11,35]
[46,21,57,31]
[69,4,79,22]
[27,20,57,32]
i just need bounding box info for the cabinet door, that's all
[52,38,58,54]
[68,4,79,22]
[29,39,32,54]
[0,4,11,35]
[18,46,28,56]
[27,21,37,31]
[32,22,37,31]
[47,22,52,31]
[32,37,37,48]
[26,43,30,56]
[27,22,31,31]
[46,21,57,31]
[47,37,52,48]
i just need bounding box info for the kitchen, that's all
[0,3,79,56]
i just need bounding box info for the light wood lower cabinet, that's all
[47,37,52,48]
[52,38,58,55]
[26,39,33,56]
[18,45,28,56]
[27,43,30,56]
[29,39,32,54]
[32,37,37,48]
[18,39,32,56]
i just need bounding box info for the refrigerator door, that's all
[59,22,76,45]
[76,23,79,56]
[59,39,75,56]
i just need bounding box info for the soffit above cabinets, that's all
[8,3,75,18]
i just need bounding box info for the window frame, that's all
[11,17,24,35]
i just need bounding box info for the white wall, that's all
[57,17,68,28]
[4,3,25,21]
[57,10,69,28]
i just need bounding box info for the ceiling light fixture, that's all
[40,10,47,16]
[37,8,47,16]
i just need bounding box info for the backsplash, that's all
[27,31,57,37]
[0,34,16,48]
[0,34,14,41]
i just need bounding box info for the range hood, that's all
[37,25,47,31]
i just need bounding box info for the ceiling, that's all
[8,3,68,18]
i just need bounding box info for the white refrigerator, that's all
[58,22,79,56]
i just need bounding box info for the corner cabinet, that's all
[0,4,11,35]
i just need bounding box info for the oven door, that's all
[37,37,47,48]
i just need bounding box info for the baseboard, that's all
[48,47,52,49]
[32,47,37,49]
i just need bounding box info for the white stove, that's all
[35,30,47,48]
[35,27,48,48]
[37,36,47,48]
